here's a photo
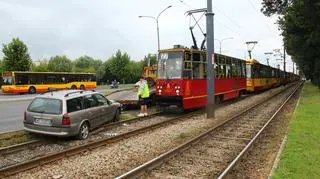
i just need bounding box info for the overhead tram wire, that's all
[177,0,240,36]
[178,0,242,30]
[246,0,276,36]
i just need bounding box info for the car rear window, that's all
[28,97,62,114]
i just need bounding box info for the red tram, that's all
[156,46,246,110]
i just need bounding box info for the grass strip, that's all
[272,82,320,179]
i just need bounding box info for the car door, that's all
[93,94,114,123]
[83,94,101,128]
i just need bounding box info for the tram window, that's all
[226,65,231,78]
[242,62,246,77]
[192,62,201,79]
[203,63,207,78]
[226,57,231,65]
[185,53,191,61]
[246,64,251,78]
[184,61,192,69]
[219,55,225,64]
[183,70,192,79]
[201,53,206,62]
[193,53,201,61]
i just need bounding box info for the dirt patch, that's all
[225,86,302,178]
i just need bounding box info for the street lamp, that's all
[214,37,234,54]
[138,5,172,52]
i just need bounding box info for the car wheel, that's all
[80,85,85,90]
[28,86,36,94]
[71,85,77,89]
[77,122,89,140]
[113,108,120,122]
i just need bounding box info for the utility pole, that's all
[283,48,286,74]
[206,0,215,118]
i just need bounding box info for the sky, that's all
[0,0,295,72]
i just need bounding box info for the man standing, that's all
[137,76,150,117]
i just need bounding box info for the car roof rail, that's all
[40,88,59,95]
[64,90,84,97]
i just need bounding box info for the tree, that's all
[140,54,157,68]
[261,0,320,87]
[31,60,49,72]
[2,38,32,71]
[48,55,73,72]
[0,58,4,74]
[108,50,130,82]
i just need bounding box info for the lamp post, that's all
[214,37,234,54]
[138,5,172,52]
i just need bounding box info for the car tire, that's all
[28,86,36,94]
[77,122,89,140]
[71,85,77,90]
[113,108,120,122]
[80,85,85,90]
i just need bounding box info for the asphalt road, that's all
[0,87,132,133]
[0,100,31,133]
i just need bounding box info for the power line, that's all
[246,0,276,35]
[178,0,241,29]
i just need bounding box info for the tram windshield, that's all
[158,52,183,79]
[246,64,251,78]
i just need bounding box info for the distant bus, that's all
[1,71,96,94]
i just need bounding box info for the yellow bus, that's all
[1,71,96,94]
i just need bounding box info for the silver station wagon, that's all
[24,90,121,139]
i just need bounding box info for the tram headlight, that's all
[176,90,180,93]
[159,89,162,93]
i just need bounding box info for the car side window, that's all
[83,95,99,109]
[67,97,83,113]
[94,94,108,105]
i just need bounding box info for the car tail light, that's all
[24,111,26,121]
[62,114,71,125]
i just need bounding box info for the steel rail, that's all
[115,82,301,179]
[0,110,204,177]
[217,81,303,178]
[0,111,161,157]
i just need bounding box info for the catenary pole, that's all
[206,0,215,118]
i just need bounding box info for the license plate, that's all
[34,118,52,126]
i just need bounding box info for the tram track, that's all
[0,109,205,177]
[116,82,303,179]
[0,83,297,178]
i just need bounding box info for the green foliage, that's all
[272,82,320,178]
[0,58,4,74]
[48,55,73,72]
[2,38,32,71]
[31,60,49,72]
[262,0,320,87]
[140,53,157,68]
[108,50,131,82]
[73,55,103,73]
[261,0,292,17]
